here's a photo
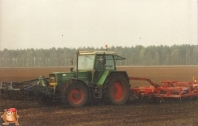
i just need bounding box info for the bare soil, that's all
[0,66,198,126]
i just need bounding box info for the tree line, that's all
[0,45,197,67]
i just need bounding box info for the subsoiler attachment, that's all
[0,76,51,100]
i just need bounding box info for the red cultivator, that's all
[130,77,198,102]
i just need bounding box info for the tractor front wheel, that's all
[61,81,88,107]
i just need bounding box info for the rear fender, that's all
[97,71,129,86]
[72,79,88,89]
[57,78,88,92]
[96,71,110,86]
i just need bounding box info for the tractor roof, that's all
[79,50,116,55]
[78,50,125,60]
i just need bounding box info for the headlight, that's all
[49,74,57,86]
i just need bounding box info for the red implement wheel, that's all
[103,73,130,105]
[61,81,88,107]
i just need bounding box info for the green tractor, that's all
[0,50,131,107]
[48,50,130,107]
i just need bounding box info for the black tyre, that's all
[61,80,88,107]
[103,73,130,105]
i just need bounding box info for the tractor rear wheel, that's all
[61,80,88,107]
[103,73,130,105]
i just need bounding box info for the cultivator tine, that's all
[0,89,7,99]
[158,97,164,103]
[179,96,196,102]
[14,91,24,100]
[8,91,15,99]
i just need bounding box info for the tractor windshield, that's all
[78,55,95,70]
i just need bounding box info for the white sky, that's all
[0,0,197,50]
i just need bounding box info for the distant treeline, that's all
[0,45,198,67]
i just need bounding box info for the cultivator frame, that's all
[130,77,198,102]
[0,76,51,100]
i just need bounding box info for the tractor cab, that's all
[77,50,125,71]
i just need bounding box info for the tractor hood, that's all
[49,72,76,86]
[49,71,91,87]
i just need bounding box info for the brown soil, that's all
[0,66,198,126]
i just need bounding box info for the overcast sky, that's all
[0,0,197,50]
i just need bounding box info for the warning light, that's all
[105,45,108,50]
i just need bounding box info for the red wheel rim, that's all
[111,81,125,101]
[69,88,84,104]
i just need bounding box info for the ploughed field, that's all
[0,66,198,126]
